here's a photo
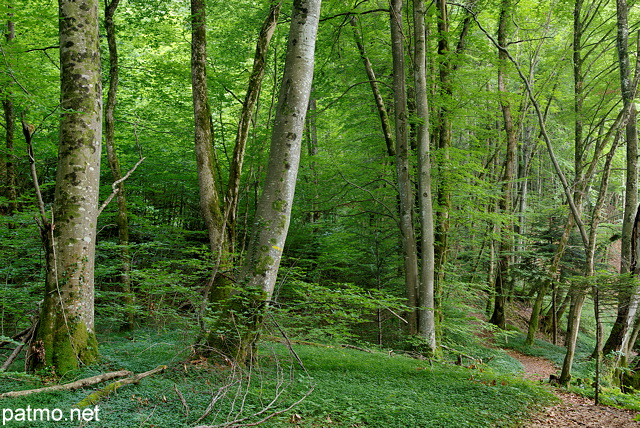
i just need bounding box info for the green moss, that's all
[254,254,274,275]
[51,319,99,376]
[272,199,287,212]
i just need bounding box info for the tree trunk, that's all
[490,0,517,330]
[104,0,134,331]
[433,0,452,307]
[390,0,420,335]
[413,0,436,353]
[28,0,102,375]
[605,0,640,358]
[226,0,282,247]
[350,15,394,157]
[2,12,17,224]
[191,0,228,309]
[223,0,321,363]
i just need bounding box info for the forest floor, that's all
[509,349,640,427]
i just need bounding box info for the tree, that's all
[489,0,518,330]
[103,0,135,331]
[413,0,436,352]
[390,0,420,335]
[1,8,17,224]
[28,0,102,375]
[211,0,322,363]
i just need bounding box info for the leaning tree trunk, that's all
[214,0,321,364]
[226,0,282,248]
[28,0,102,375]
[350,15,395,157]
[390,0,420,335]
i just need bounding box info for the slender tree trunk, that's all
[28,0,102,375]
[226,0,282,248]
[191,0,229,313]
[2,13,17,224]
[104,0,134,331]
[350,15,395,157]
[490,0,517,329]
[604,0,640,358]
[390,0,420,335]
[434,0,451,304]
[230,0,321,363]
[413,0,436,352]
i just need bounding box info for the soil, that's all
[509,349,640,427]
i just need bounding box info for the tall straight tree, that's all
[390,0,420,334]
[28,0,102,374]
[218,0,322,363]
[413,0,436,352]
[489,0,517,329]
[2,10,17,223]
[603,0,640,360]
[103,0,134,331]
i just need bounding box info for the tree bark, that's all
[604,0,640,359]
[490,0,517,330]
[350,15,395,157]
[413,0,436,353]
[104,0,134,331]
[226,0,282,247]
[29,0,102,375]
[2,11,17,224]
[390,0,420,335]
[227,0,322,363]
[191,0,230,313]
[433,0,452,306]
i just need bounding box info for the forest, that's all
[2,0,640,426]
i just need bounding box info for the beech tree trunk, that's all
[434,0,452,303]
[413,0,436,352]
[224,0,321,363]
[390,0,420,335]
[29,0,102,375]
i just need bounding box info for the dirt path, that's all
[508,350,640,427]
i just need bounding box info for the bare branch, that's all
[97,156,145,216]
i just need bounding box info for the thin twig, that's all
[97,156,145,216]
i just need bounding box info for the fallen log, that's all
[76,365,167,408]
[0,369,133,399]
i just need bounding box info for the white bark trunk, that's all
[242,0,321,300]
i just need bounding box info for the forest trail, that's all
[508,350,640,427]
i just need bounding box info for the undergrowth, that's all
[0,327,556,427]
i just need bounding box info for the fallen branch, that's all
[76,365,167,408]
[0,370,133,399]
[1,319,38,371]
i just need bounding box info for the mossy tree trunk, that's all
[28,0,102,375]
[206,0,321,364]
